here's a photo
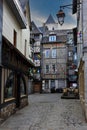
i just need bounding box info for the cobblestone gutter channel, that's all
[0,94,87,130]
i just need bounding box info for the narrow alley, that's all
[0,94,87,130]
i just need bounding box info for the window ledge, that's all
[21,95,27,98]
[5,97,15,102]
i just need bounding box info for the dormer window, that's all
[49,35,56,42]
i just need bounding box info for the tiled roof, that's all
[45,14,56,24]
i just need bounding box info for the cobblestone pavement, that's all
[0,94,87,130]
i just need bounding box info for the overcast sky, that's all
[29,0,77,29]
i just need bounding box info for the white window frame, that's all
[49,35,56,42]
[45,49,50,58]
[52,48,56,58]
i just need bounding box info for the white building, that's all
[0,0,34,119]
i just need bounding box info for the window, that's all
[49,35,56,42]
[68,51,73,56]
[4,72,15,99]
[45,80,49,89]
[24,39,27,56]
[45,49,50,58]
[46,65,49,73]
[51,80,55,88]
[52,27,54,30]
[52,64,55,73]
[52,48,56,58]
[13,30,17,47]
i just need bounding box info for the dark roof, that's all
[31,21,42,34]
[42,35,67,43]
[45,14,55,24]
[42,29,72,36]
[39,26,48,34]
[19,0,28,11]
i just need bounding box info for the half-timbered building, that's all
[0,0,34,119]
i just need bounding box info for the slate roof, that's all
[39,26,48,34]
[31,21,42,34]
[43,29,71,36]
[41,29,71,43]
[42,35,67,43]
[45,14,56,24]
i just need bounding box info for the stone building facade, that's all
[40,15,68,92]
[41,33,67,93]
[40,14,77,93]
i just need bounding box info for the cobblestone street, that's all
[0,94,87,130]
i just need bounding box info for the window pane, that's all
[4,73,14,99]
[49,35,56,42]
[13,30,17,47]
[45,80,49,89]
[52,64,55,72]
[46,65,49,73]
[51,80,55,88]
[45,49,50,58]
[20,77,26,95]
[52,49,56,58]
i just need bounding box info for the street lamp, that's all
[56,2,81,26]
[56,9,65,26]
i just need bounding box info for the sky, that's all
[29,0,77,29]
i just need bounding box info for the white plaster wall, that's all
[21,27,30,59]
[21,5,31,59]
[2,0,31,60]
[2,0,21,49]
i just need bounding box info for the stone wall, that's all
[0,103,16,119]
[20,98,28,108]
[0,98,28,120]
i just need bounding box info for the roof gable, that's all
[45,14,55,24]
[31,21,42,34]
